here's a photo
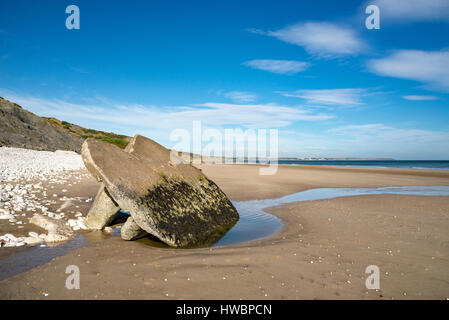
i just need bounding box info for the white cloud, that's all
[266,22,365,57]
[0,91,334,133]
[373,0,449,22]
[402,95,439,101]
[331,124,390,135]
[330,123,449,143]
[193,102,334,127]
[246,28,266,35]
[329,123,449,159]
[368,49,449,92]
[243,59,310,74]
[280,88,365,106]
[224,91,256,103]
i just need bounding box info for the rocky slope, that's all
[0,97,83,152]
[0,97,131,153]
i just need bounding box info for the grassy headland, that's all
[44,118,131,149]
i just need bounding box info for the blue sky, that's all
[1,0,449,159]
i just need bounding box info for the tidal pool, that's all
[214,185,449,246]
[0,235,87,281]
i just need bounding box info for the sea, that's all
[273,160,449,170]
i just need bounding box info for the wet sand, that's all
[1,164,449,299]
[199,164,449,200]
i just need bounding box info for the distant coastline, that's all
[198,156,449,170]
[278,157,396,161]
[275,159,449,170]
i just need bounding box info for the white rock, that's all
[0,147,84,182]
[0,148,90,248]
[4,242,16,247]
[4,233,17,241]
[24,237,43,245]
[103,227,114,233]
[0,213,14,220]
[29,214,73,242]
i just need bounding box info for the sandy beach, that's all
[1,161,449,300]
[3,0,449,306]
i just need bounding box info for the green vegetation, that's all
[97,136,129,149]
[80,130,130,149]
[83,129,129,149]
[83,129,98,134]
[43,117,130,149]
[63,124,74,133]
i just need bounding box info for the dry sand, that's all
[1,164,449,299]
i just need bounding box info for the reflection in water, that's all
[1,186,449,280]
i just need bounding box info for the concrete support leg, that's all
[121,215,148,240]
[85,184,121,230]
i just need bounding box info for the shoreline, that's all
[1,163,449,299]
[229,161,449,172]
[229,162,449,175]
[275,163,449,172]
[197,164,449,201]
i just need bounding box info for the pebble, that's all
[103,227,114,234]
[0,147,84,182]
[0,147,88,249]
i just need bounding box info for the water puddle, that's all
[1,185,449,280]
[0,235,87,282]
[215,185,449,246]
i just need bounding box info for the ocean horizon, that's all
[274,160,449,170]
